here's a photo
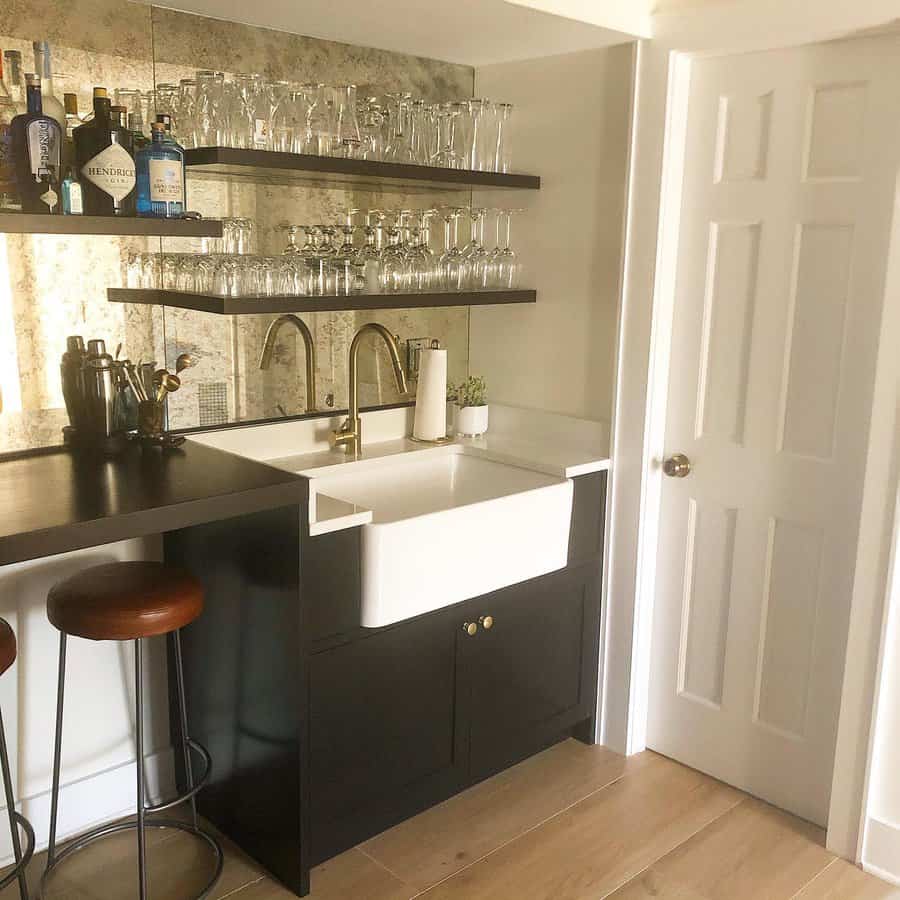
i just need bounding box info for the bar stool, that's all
[43,562,223,899]
[0,620,35,900]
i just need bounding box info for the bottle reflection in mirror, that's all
[124,206,524,298]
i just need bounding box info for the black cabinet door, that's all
[308,604,469,864]
[464,564,602,781]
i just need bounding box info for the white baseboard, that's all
[863,816,900,886]
[0,747,176,868]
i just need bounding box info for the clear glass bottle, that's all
[10,73,62,214]
[0,53,21,210]
[63,92,82,140]
[32,41,66,133]
[135,121,185,218]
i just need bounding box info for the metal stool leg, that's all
[135,638,148,900]
[0,706,28,900]
[173,630,199,829]
[47,631,67,868]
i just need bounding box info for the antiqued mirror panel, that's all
[0,0,472,452]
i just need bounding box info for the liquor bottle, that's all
[61,165,82,214]
[0,53,21,210]
[136,121,184,217]
[63,93,82,140]
[128,111,149,151]
[74,88,136,216]
[10,73,62,214]
[32,42,66,132]
[2,51,24,112]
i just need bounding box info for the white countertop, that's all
[191,403,611,536]
[268,434,610,536]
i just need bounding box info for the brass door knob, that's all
[462,622,478,636]
[663,453,691,478]
[479,615,494,630]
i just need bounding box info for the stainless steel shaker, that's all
[84,339,119,438]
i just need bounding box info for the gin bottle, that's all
[74,87,136,216]
[32,42,66,132]
[10,74,62,214]
[136,121,184,217]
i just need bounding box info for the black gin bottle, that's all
[10,73,62,214]
[74,87,136,216]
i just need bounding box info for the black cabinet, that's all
[308,602,468,862]
[463,564,601,781]
[306,471,606,865]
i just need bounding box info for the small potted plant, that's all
[451,375,489,437]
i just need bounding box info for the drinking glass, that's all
[357,97,385,160]
[384,93,415,163]
[195,71,225,147]
[154,83,178,131]
[334,84,362,158]
[495,103,513,173]
[439,208,465,291]
[431,102,464,169]
[271,89,303,153]
[230,73,263,149]
[497,208,522,288]
[115,88,145,136]
[307,84,336,156]
[461,207,489,288]
[177,79,197,148]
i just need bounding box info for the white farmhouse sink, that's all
[307,450,574,627]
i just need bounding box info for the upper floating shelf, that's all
[107,287,536,315]
[0,212,223,238]
[184,147,541,192]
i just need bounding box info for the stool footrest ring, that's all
[42,817,224,900]
[145,738,212,814]
[0,811,35,891]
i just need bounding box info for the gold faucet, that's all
[332,323,408,455]
[258,314,317,413]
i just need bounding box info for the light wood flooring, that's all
[2,740,897,899]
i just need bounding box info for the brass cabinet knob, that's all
[479,615,494,630]
[462,622,478,636]
[663,453,691,478]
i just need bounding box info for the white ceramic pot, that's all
[455,404,489,437]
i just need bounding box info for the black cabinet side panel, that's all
[568,471,608,567]
[165,506,308,896]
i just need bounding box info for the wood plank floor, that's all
[3,740,897,899]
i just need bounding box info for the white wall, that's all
[0,538,172,864]
[470,44,634,430]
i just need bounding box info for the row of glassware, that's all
[147,75,513,172]
[125,208,523,297]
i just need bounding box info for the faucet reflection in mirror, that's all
[332,323,408,455]
[258,314,317,413]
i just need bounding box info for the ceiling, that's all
[147,0,637,67]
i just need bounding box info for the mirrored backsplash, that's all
[0,0,472,453]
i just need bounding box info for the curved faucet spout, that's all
[332,322,408,455]
[258,314,318,413]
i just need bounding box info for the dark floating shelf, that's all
[0,212,223,238]
[184,147,541,192]
[107,287,537,315]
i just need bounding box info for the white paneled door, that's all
[647,38,900,826]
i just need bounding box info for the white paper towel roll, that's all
[413,348,447,441]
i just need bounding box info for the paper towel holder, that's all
[410,339,453,445]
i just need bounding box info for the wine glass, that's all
[439,207,466,291]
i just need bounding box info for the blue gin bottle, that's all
[135,122,184,217]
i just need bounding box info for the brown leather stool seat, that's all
[47,561,204,641]
[0,620,16,676]
[43,561,222,899]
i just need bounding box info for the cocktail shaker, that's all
[60,335,87,431]
[84,340,118,438]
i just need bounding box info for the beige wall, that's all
[469,44,633,428]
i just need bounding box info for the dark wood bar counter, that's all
[0,441,305,566]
